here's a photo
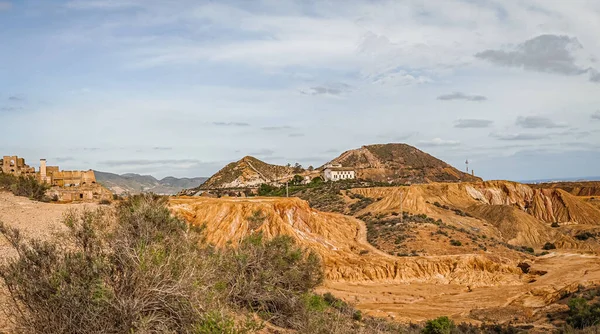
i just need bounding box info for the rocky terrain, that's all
[531,181,600,197]
[95,170,207,195]
[191,156,301,191]
[328,143,482,184]
[169,180,600,329]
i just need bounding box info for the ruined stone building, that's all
[1,155,111,202]
[1,156,36,176]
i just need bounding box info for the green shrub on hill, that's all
[0,173,49,201]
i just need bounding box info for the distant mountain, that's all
[194,156,298,191]
[328,143,482,184]
[94,171,207,195]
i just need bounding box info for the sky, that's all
[1,0,599,181]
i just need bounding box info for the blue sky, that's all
[1,0,599,180]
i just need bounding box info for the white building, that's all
[323,163,356,181]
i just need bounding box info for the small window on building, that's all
[80,194,83,199]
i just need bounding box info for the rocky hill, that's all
[329,143,481,184]
[194,156,298,190]
[95,171,207,195]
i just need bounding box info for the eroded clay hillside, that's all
[170,196,522,285]
[169,186,600,327]
[350,181,600,250]
[531,181,600,196]
[329,143,482,184]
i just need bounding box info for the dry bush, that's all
[0,174,49,201]
[218,233,323,329]
[0,194,257,334]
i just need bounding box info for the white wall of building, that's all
[324,169,355,181]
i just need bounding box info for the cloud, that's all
[592,111,600,120]
[248,149,275,157]
[516,116,567,129]
[475,34,598,81]
[153,147,172,151]
[454,119,494,128]
[65,0,139,10]
[288,133,305,137]
[418,138,461,147]
[300,83,352,96]
[101,159,201,167]
[437,92,487,102]
[54,157,76,163]
[261,126,294,131]
[212,122,250,127]
[490,132,547,141]
[0,1,11,11]
[590,69,600,82]
[376,132,417,141]
[8,95,24,102]
[0,106,23,112]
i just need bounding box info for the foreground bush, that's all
[424,316,455,334]
[0,173,49,201]
[0,194,258,333]
[567,298,600,329]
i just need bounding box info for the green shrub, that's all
[543,242,556,250]
[423,316,455,334]
[567,297,600,329]
[450,240,462,247]
[220,233,324,328]
[0,174,49,201]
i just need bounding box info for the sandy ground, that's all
[0,192,99,332]
[321,252,600,328]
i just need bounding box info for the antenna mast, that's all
[465,159,469,173]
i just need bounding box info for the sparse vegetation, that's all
[450,239,462,247]
[567,298,600,329]
[423,316,455,334]
[543,242,557,250]
[0,173,49,201]
[576,232,596,241]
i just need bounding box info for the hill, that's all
[329,143,481,184]
[195,156,298,190]
[94,171,207,195]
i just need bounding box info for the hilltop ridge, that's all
[198,156,298,190]
[95,171,207,195]
[186,143,481,192]
[329,143,481,184]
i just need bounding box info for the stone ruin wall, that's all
[1,155,111,202]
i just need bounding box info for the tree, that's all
[307,166,314,172]
[293,163,303,174]
[291,174,304,185]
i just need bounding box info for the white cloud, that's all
[419,138,461,147]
